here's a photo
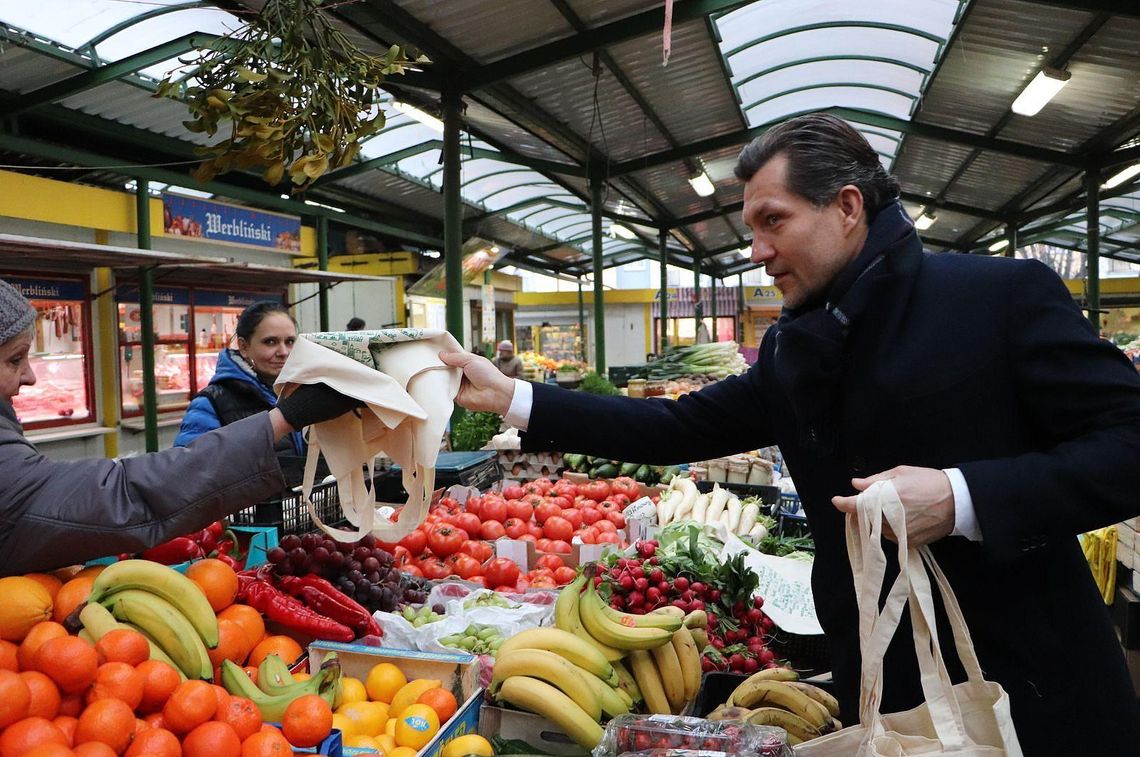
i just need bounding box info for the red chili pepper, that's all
[194,521,225,553]
[142,537,205,565]
[278,575,381,637]
[236,576,354,642]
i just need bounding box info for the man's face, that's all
[499,347,513,359]
[742,154,867,309]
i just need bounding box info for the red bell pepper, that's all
[142,536,204,565]
[236,575,354,642]
[211,528,246,570]
[194,521,225,554]
[277,574,381,637]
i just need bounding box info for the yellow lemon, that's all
[385,718,397,738]
[366,662,408,703]
[442,734,494,757]
[293,671,311,682]
[338,700,390,737]
[344,733,385,753]
[337,676,369,707]
[377,734,398,754]
[389,678,442,718]
[332,712,357,737]
[395,703,440,750]
[389,748,419,757]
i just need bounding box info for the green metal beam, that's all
[443,89,465,349]
[659,228,669,353]
[311,140,442,187]
[135,178,159,453]
[735,55,932,90]
[590,178,606,374]
[898,192,1004,221]
[317,216,330,331]
[465,0,753,89]
[81,2,211,52]
[0,34,232,118]
[742,83,919,117]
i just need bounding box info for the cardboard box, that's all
[309,642,483,757]
[478,704,583,756]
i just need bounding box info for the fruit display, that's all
[706,668,842,746]
[401,604,444,627]
[562,456,682,486]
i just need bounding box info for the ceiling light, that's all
[391,101,444,133]
[688,171,715,197]
[490,245,500,253]
[303,199,345,213]
[609,223,636,240]
[988,239,1010,252]
[915,211,937,231]
[1104,163,1140,190]
[423,250,441,258]
[1011,67,1071,117]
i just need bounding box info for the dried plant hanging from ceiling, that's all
[155,0,429,190]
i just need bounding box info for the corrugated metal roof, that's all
[942,151,1055,210]
[394,0,574,64]
[0,39,79,92]
[58,82,213,146]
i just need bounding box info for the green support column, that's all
[659,228,669,353]
[693,254,703,335]
[710,275,718,341]
[737,273,744,342]
[590,177,606,375]
[316,216,330,330]
[135,179,158,452]
[577,278,586,362]
[1086,169,1101,328]
[443,89,464,346]
[1005,223,1017,259]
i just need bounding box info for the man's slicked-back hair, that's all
[734,113,900,219]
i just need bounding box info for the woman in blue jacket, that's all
[174,301,304,460]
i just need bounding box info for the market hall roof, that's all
[0,0,1136,276]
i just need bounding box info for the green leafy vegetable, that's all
[450,411,502,451]
[577,371,621,396]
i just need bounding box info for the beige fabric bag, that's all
[795,481,1023,756]
[275,328,462,542]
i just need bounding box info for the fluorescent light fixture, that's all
[1011,67,1071,117]
[280,194,290,200]
[609,223,636,240]
[490,245,500,253]
[391,101,444,133]
[688,171,716,197]
[423,250,441,258]
[915,211,937,231]
[988,239,1010,252]
[1104,163,1140,190]
[303,199,345,213]
[738,246,752,258]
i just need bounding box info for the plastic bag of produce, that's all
[275,328,461,542]
[592,714,791,757]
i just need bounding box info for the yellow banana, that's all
[732,680,830,731]
[651,637,685,712]
[611,660,642,706]
[706,705,751,721]
[89,559,218,648]
[497,627,617,686]
[553,579,627,664]
[221,657,340,721]
[690,628,709,651]
[491,649,602,721]
[579,579,673,650]
[101,589,212,680]
[629,650,671,715]
[682,609,708,629]
[599,598,682,632]
[725,666,798,706]
[785,681,840,718]
[672,626,701,704]
[746,707,821,744]
[79,601,184,679]
[496,677,604,749]
[257,654,300,696]
[576,664,631,718]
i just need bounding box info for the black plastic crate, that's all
[767,630,832,677]
[230,478,344,535]
[608,364,647,388]
[374,451,500,501]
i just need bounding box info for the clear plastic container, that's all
[593,714,791,757]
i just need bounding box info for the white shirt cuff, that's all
[504,379,533,431]
[944,467,982,542]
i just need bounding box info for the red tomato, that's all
[580,507,604,526]
[502,485,526,500]
[439,496,461,513]
[596,532,621,545]
[560,508,583,529]
[399,529,427,555]
[481,498,508,523]
[582,480,611,501]
[503,517,530,540]
[427,524,465,557]
[543,516,573,542]
[528,522,545,538]
[467,575,484,585]
[402,564,424,577]
[524,494,545,509]
[453,512,482,538]
[578,499,599,511]
[605,511,627,529]
[548,540,573,554]
[534,501,561,524]
[528,568,555,581]
[597,500,619,514]
[420,558,452,579]
[549,496,571,509]
[609,493,632,509]
[480,520,507,540]
[536,538,553,552]
[610,477,639,498]
[506,499,534,521]
[552,481,579,499]
[579,528,598,544]
[392,545,412,566]
[459,540,493,563]
[554,566,577,585]
[522,482,544,496]
[596,519,618,534]
[535,478,554,493]
[519,534,538,543]
[465,496,482,518]
[448,553,482,580]
[484,558,520,589]
[536,554,565,571]
[529,574,558,589]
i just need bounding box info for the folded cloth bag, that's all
[795,481,1023,756]
[275,328,462,542]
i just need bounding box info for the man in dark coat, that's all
[442,113,1140,754]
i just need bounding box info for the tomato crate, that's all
[229,478,346,536]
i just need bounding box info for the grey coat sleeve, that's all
[0,413,287,575]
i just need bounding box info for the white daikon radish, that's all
[705,484,729,525]
[658,489,682,526]
[748,522,768,541]
[738,503,760,536]
[690,492,712,523]
[726,496,743,532]
[673,477,698,521]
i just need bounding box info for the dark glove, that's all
[276,383,364,429]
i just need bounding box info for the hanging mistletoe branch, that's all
[155,0,429,191]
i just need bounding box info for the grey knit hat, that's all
[0,279,36,345]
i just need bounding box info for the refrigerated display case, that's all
[4,275,95,429]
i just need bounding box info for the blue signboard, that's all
[162,193,301,252]
[115,285,191,305]
[7,276,87,302]
[194,290,283,308]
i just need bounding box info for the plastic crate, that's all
[767,630,832,677]
[229,478,344,536]
[608,364,647,388]
[376,451,500,501]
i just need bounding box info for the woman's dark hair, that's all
[235,301,294,342]
[346,317,366,331]
[734,113,900,219]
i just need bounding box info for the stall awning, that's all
[652,286,741,319]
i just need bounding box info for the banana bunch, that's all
[1081,527,1118,604]
[553,572,681,662]
[709,668,842,745]
[220,653,341,720]
[492,627,629,748]
[82,559,220,680]
[626,623,702,716]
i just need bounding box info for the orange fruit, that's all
[215,696,261,741]
[187,559,239,613]
[34,636,99,694]
[416,687,457,724]
[75,698,136,755]
[163,680,218,735]
[124,727,181,757]
[57,694,84,718]
[51,577,95,625]
[0,668,32,728]
[217,605,265,654]
[23,574,64,603]
[22,671,62,719]
[19,622,69,671]
[394,703,439,750]
[364,663,407,704]
[0,639,18,671]
[86,662,144,710]
[73,566,106,580]
[281,694,332,748]
[209,619,249,669]
[73,743,116,757]
[135,660,181,714]
[242,666,259,685]
[143,712,166,730]
[23,744,76,757]
[94,629,150,667]
[183,720,241,757]
[247,636,302,669]
[0,576,54,642]
[239,729,292,757]
[0,717,69,757]
[53,715,78,746]
[211,684,232,712]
